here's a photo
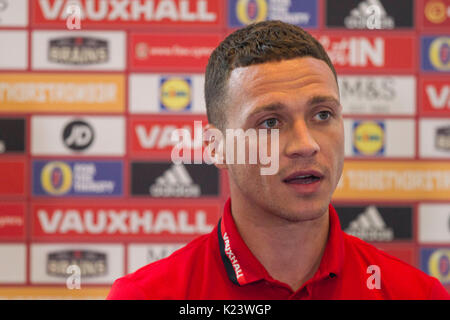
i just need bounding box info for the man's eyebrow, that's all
[307,95,340,107]
[245,103,288,119]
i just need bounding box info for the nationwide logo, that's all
[62,119,94,151]
[353,121,385,156]
[344,206,394,241]
[344,0,394,29]
[34,161,121,196]
[33,0,219,26]
[421,248,450,284]
[230,0,316,27]
[48,37,109,65]
[33,205,217,239]
[149,163,200,197]
[424,0,449,24]
[436,126,450,151]
[46,250,107,278]
[159,77,192,112]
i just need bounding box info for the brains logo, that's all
[160,77,192,112]
[428,249,450,284]
[429,37,450,71]
[236,0,268,25]
[353,121,385,156]
[425,0,447,24]
[41,161,73,195]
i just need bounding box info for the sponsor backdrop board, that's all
[32,30,126,71]
[0,202,26,240]
[31,201,221,241]
[31,0,224,29]
[0,73,125,113]
[0,0,449,297]
[31,116,125,156]
[127,243,186,273]
[343,119,415,158]
[30,243,124,284]
[129,73,206,114]
[325,0,414,30]
[419,77,450,116]
[339,75,416,115]
[0,0,28,27]
[0,31,28,70]
[228,0,318,28]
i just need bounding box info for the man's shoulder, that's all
[107,233,214,300]
[342,233,449,299]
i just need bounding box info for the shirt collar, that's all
[217,198,345,286]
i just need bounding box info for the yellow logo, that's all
[429,37,450,71]
[41,162,72,195]
[160,78,191,111]
[353,121,385,156]
[236,0,268,25]
[425,1,447,24]
[428,249,450,283]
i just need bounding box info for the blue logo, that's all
[33,160,123,197]
[420,248,450,284]
[229,0,318,28]
[421,36,450,72]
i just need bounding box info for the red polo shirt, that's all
[107,198,449,300]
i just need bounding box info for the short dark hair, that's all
[204,20,337,131]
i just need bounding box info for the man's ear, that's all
[203,123,228,170]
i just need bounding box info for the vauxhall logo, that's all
[63,120,94,151]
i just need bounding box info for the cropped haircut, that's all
[204,20,337,131]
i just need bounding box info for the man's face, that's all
[221,57,344,222]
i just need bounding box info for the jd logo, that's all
[63,120,94,151]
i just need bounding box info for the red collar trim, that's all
[217,198,345,286]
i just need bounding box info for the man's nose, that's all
[284,120,320,158]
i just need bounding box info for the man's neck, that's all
[230,194,330,292]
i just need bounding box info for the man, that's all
[107,21,449,299]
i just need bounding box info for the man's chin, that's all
[268,201,329,223]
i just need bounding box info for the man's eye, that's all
[260,118,279,128]
[315,111,332,121]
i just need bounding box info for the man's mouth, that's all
[282,171,324,185]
